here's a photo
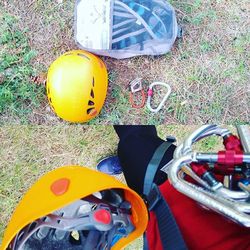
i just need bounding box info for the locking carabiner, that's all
[147,82,171,113]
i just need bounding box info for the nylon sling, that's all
[143,139,188,250]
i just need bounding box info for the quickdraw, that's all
[147,82,171,113]
[129,78,146,109]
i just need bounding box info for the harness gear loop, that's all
[129,78,146,109]
[147,82,171,113]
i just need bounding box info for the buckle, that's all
[166,136,176,143]
[147,184,162,211]
[129,78,146,109]
[130,78,143,93]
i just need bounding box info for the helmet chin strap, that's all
[11,191,135,250]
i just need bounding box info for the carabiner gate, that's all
[147,82,171,113]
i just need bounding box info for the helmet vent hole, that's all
[48,97,55,111]
[77,53,90,60]
[92,77,95,87]
[47,87,50,95]
[28,222,38,233]
[88,100,94,106]
[87,108,95,114]
[90,89,95,98]
[50,103,55,111]
[17,230,25,241]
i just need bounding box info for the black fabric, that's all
[142,140,187,250]
[114,125,176,195]
[152,185,187,250]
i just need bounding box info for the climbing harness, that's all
[129,78,146,109]
[143,138,188,250]
[75,0,179,59]
[147,82,171,113]
[142,125,250,249]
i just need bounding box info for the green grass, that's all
[0,0,249,124]
[0,13,45,123]
[0,125,239,248]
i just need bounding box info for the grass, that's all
[0,13,45,123]
[0,0,249,124]
[0,125,242,248]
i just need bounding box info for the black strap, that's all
[143,140,188,250]
[148,184,187,250]
[143,232,149,250]
[143,140,173,196]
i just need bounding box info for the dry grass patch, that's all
[0,125,242,247]
[0,0,249,124]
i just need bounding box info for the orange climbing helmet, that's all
[46,50,108,123]
[1,166,148,250]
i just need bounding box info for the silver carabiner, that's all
[147,82,171,113]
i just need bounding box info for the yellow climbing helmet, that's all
[46,50,108,123]
[1,166,148,250]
